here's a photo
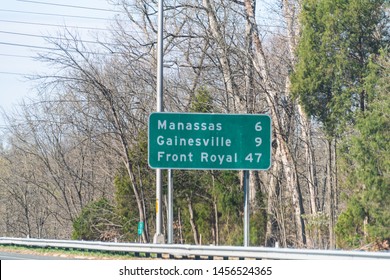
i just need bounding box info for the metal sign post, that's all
[167,169,173,244]
[154,0,164,244]
[243,170,250,247]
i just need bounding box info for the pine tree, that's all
[292,0,387,135]
[72,198,118,241]
[336,51,390,248]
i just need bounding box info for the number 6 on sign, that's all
[245,153,262,163]
[255,122,262,131]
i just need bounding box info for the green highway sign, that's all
[148,113,271,170]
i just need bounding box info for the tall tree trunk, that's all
[211,174,219,246]
[266,158,281,246]
[249,170,261,210]
[327,140,335,249]
[214,200,219,245]
[202,0,240,112]
[109,104,149,243]
[283,0,319,218]
[244,2,255,115]
[187,197,199,245]
[178,207,184,244]
[243,0,306,247]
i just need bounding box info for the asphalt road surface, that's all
[0,251,78,260]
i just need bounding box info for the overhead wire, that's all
[0,53,34,59]
[0,41,57,51]
[0,30,122,46]
[0,71,34,76]
[0,41,125,56]
[0,9,120,21]
[0,19,110,31]
[16,0,117,13]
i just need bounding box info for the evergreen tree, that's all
[72,198,118,241]
[190,87,214,113]
[114,168,140,241]
[292,0,388,135]
[336,51,390,248]
[291,0,388,248]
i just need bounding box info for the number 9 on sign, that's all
[255,137,262,146]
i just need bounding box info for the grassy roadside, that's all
[0,244,155,259]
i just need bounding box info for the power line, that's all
[0,19,110,31]
[0,30,117,46]
[0,41,123,56]
[0,71,33,76]
[0,41,98,54]
[0,9,118,21]
[0,41,57,51]
[16,0,117,13]
[0,53,34,58]
[0,30,65,40]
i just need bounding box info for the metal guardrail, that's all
[1,237,389,260]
